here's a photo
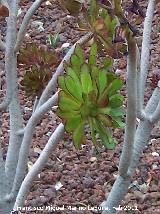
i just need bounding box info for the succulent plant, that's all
[59,0,128,58]
[57,43,125,149]
[47,33,60,49]
[18,43,59,98]
[20,66,52,98]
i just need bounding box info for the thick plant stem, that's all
[101,87,160,214]
[13,124,64,210]
[10,94,58,198]
[0,144,8,200]
[119,38,137,175]
[101,120,153,214]
[5,55,24,192]
[149,85,160,123]
[128,87,160,175]
[139,0,155,112]
[0,14,16,110]
[14,0,44,53]
[0,201,15,214]
[4,1,24,191]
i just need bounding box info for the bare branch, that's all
[148,82,160,123]
[0,8,17,110]
[5,90,24,190]
[13,123,64,209]
[36,32,93,109]
[16,128,25,136]
[128,86,160,176]
[32,96,39,113]
[149,102,160,124]
[14,0,44,53]
[0,134,9,198]
[136,45,147,120]
[10,92,58,197]
[9,0,20,15]
[119,37,137,175]
[4,0,24,190]
[101,86,160,214]
[139,0,155,111]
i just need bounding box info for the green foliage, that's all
[18,43,59,98]
[57,0,82,16]
[57,43,125,149]
[61,0,128,58]
[47,33,60,48]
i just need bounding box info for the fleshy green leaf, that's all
[98,70,107,95]
[88,117,97,146]
[58,76,68,92]
[109,94,124,107]
[98,107,111,115]
[94,119,116,149]
[80,64,93,93]
[65,115,83,132]
[112,118,125,128]
[102,58,113,69]
[59,91,80,111]
[73,122,85,149]
[71,54,81,74]
[75,44,85,64]
[110,107,125,117]
[97,83,110,108]
[108,79,124,95]
[89,0,98,24]
[97,114,112,127]
[64,76,82,102]
[89,43,97,66]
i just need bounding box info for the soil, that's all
[0,1,160,214]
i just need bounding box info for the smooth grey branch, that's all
[13,123,64,209]
[119,38,137,175]
[14,0,44,53]
[10,92,58,197]
[101,87,160,214]
[148,85,160,124]
[139,0,155,111]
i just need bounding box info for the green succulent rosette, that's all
[57,43,125,149]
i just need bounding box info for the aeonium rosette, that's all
[57,43,125,149]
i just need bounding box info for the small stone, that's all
[89,157,97,162]
[24,107,32,112]
[54,181,63,191]
[115,69,123,76]
[151,152,159,157]
[46,1,52,6]
[152,163,158,170]
[61,42,70,48]
[46,131,52,137]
